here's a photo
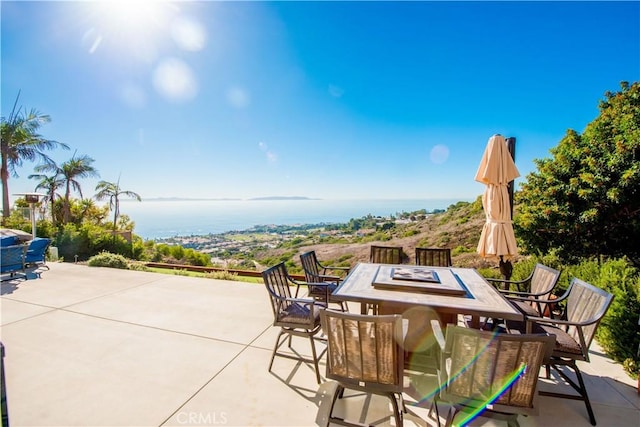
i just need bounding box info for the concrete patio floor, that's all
[1,263,639,427]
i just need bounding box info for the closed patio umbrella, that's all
[475,134,520,282]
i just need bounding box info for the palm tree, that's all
[95,178,141,231]
[36,152,99,223]
[1,92,69,219]
[28,172,63,226]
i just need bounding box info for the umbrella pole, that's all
[498,137,518,286]
[499,256,513,287]
[506,137,516,219]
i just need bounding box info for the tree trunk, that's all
[1,149,10,220]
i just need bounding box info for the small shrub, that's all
[128,262,150,272]
[623,358,639,379]
[168,269,192,276]
[451,246,472,256]
[87,252,130,269]
[402,229,419,238]
[205,270,239,281]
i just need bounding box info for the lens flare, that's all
[172,16,207,52]
[414,329,528,427]
[152,58,198,102]
[452,364,527,427]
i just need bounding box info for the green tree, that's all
[94,178,141,231]
[36,152,99,223]
[28,172,64,226]
[0,92,69,219]
[515,82,640,265]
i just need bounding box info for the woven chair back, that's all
[529,264,561,296]
[262,262,301,325]
[300,251,320,282]
[415,247,452,267]
[442,325,554,412]
[320,310,404,393]
[564,278,614,355]
[370,245,403,264]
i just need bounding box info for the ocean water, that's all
[121,198,470,239]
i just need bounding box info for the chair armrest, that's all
[488,278,529,292]
[525,315,593,353]
[321,265,350,273]
[272,292,317,306]
[526,314,602,328]
[319,265,350,278]
[286,273,306,286]
[304,282,334,303]
[284,296,316,305]
[500,288,553,298]
[506,294,552,304]
[316,274,341,283]
[487,277,528,286]
[305,281,331,288]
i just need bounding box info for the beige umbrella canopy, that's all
[475,134,520,266]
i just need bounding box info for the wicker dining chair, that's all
[415,247,452,267]
[319,309,406,427]
[300,251,349,311]
[430,323,554,427]
[262,262,326,384]
[507,278,614,426]
[490,263,562,318]
[369,245,403,264]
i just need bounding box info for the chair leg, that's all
[540,361,596,426]
[268,330,287,373]
[428,395,442,427]
[545,363,551,379]
[326,385,344,427]
[387,392,403,427]
[506,415,521,427]
[444,406,455,427]
[309,334,321,384]
[572,362,596,426]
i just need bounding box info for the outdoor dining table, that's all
[332,262,524,328]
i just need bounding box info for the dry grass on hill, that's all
[274,197,520,271]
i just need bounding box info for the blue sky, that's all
[2,1,639,203]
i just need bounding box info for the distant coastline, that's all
[248,196,320,201]
[139,196,319,202]
[121,197,471,239]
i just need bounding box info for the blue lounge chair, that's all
[0,236,18,247]
[25,238,51,270]
[1,245,27,281]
